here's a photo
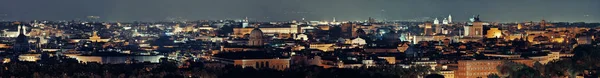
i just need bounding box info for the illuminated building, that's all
[505,34,524,41]
[233,24,300,38]
[307,43,334,52]
[424,22,433,35]
[413,61,437,70]
[435,24,443,35]
[440,70,455,78]
[486,28,502,38]
[242,17,249,28]
[212,52,290,70]
[456,59,534,78]
[294,34,308,41]
[397,43,410,52]
[412,35,447,44]
[434,18,440,25]
[2,25,28,37]
[351,37,366,45]
[577,36,592,44]
[443,18,449,24]
[18,54,39,62]
[529,51,560,64]
[221,28,266,52]
[377,56,396,64]
[89,31,109,42]
[465,15,484,37]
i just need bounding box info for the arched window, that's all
[255,62,260,68]
[265,61,270,68]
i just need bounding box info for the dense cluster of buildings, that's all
[0,15,599,78]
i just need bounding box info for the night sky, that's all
[1,0,598,22]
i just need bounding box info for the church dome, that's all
[250,28,263,39]
[248,28,264,46]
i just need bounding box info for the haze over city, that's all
[1,0,599,22]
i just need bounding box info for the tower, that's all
[242,17,249,28]
[448,15,452,23]
[333,17,336,22]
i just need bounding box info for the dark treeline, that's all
[491,45,600,78]
[0,58,435,78]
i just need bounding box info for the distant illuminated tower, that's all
[13,25,30,53]
[242,17,249,28]
[442,18,449,24]
[448,15,452,23]
[248,27,264,46]
[433,18,440,25]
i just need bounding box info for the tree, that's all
[497,60,542,78]
[487,73,500,78]
[533,61,545,75]
[571,45,600,70]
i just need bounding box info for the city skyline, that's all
[1,0,600,78]
[1,0,599,22]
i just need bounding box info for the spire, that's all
[18,25,26,36]
[18,25,23,35]
[244,17,249,22]
[448,14,452,23]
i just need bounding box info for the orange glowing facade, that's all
[486,28,502,38]
[456,60,534,78]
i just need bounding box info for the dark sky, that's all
[1,0,598,22]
